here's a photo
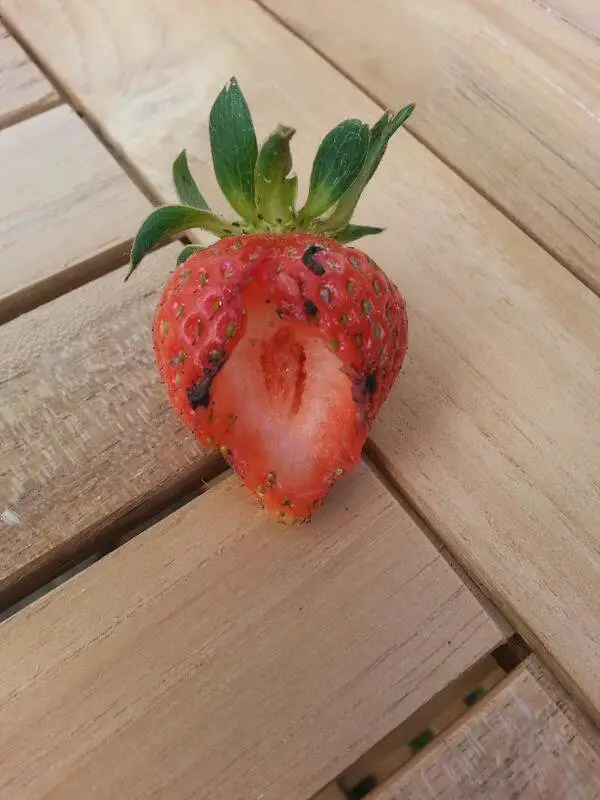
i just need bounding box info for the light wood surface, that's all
[3,0,599,721]
[0,465,503,800]
[0,243,222,608]
[341,656,507,791]
[260,0,600,294]
[373,657,600,799]
[0,23,58,130]
[542,0,600,40]
[0,103,149,322]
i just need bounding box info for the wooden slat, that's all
[2,0,600,720]
[0,243,221,608]
[259,0,600,294]
[542,0,600,40]
[373,656,600,799]
[313,784,346,800]
[0,465,504,799]
[0,23,58,130]
[341,656,507,791]
[0,103,149,322]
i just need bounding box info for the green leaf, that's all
[172,150,209,210]
[300,119,370,220]
[317,103,415,233]
[176,244,203,265]
[254,125,297,224]
[335,224,385,244]
[363,104,415,185]
[126,205,235,280]
[209,77,259,221]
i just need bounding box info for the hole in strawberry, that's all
[208,293,365,515]
[260,327,307,418]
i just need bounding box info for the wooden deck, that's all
[0,1,599,797]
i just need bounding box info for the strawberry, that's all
[127,78,414,522]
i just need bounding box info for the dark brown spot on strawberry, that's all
[266,471,276,486]
[302,244,326,276]
[208,349,226,366]
[188,350,228,409]
[304,299,318,318]
[364,373,377,395]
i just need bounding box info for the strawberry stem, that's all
[126,77,415,279]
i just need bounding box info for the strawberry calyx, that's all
[126,77,414,280]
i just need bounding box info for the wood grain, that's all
[0,103,149,322]
[540,0,600,41]
[0,464,504,800]
[259,0,600,294]
[0,243,221,608]
[0,23,58,130]
[341,656,507,791]
[2,0,600,720]
[373,657,600,799]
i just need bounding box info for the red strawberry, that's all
[127,78,414,521]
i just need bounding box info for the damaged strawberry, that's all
[127,78,414,522]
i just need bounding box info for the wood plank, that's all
[259,0,600,294]
[0,243,221,608]
[541,0,600,41]
[313,784,347,800]
[2,0,600,721]
[341,656,507,792]
[372,657,600,799]
[0,464,504,800]
[0,103,149,322]
[0,23,58,130]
